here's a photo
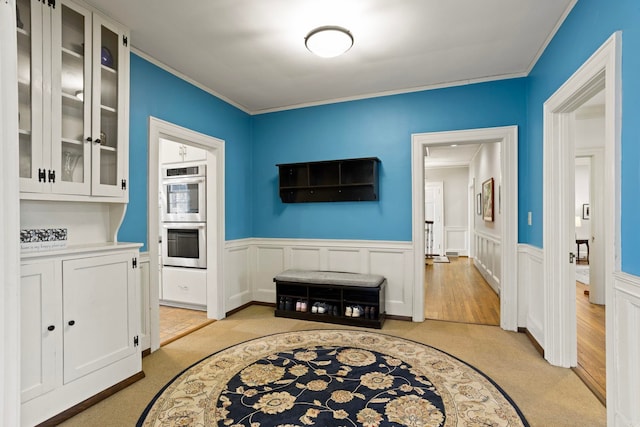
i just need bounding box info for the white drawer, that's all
[162,267,206,306]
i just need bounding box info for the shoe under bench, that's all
[273,269,386,329]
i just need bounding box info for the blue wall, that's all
[524,0,640,274]
[252,80,527,240]
[118,54,253,250]
[121,0,640,276]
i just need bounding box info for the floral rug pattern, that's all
[138,330,528,427]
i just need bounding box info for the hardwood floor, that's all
[423,256,606,403]
[159,305,215,345]
[424,256,500,325]
[575,280,606,404]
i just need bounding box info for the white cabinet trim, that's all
[1,1,21,424]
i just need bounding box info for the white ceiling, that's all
[424,144,481,168]
[84,0,576,114]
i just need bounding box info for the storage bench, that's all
[273,269,386,328]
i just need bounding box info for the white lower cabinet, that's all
[20,246,142,426]
[161,266,207,308]
[20,261,61,403]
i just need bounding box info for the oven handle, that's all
[162,176,206,185]
[162,222,206,229]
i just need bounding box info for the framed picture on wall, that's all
[482,178,494,222]
[582,203,590,220]
[476,193,482,215]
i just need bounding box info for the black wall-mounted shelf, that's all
[277,157,380,203]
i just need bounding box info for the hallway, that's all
[575,280,606,404]
[423,255,606,404]
[424,256,500,325]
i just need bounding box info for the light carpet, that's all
[137,329,527,426]
[432,256,450,263]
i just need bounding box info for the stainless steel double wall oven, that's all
[161,163,207,268]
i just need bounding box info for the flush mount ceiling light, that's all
[305,26,353,58]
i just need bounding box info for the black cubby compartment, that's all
[340,159,376,185]
[279,164,309,188]
[309,162,339,186]
[274,279,386,329]
[277,157,380,203]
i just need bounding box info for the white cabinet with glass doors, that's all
[17,0,129,200]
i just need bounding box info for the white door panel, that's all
[62,253,135,383]
[425,181,444,256]
[20,262,61,402]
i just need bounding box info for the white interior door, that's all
[425,181,444,256]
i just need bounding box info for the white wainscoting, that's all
[138,253,151,352]
[611,272,640,426]
[224,238,415,318]
[473,231,501,294]
[225,240,253,310]
[517,244,545,349]
[444,226,468,256]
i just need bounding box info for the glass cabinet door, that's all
[51,1,92,194]
[17,0,44,192]
[91,15,126,197]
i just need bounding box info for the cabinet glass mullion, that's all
[56,3,91,187]
[17,0,36,181]
[95,23,119,187]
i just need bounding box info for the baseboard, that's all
[35,370,146,427]
[572,365,606,406]
[518,327,544,358]
[226,301,274,317]
[385,314,412,322]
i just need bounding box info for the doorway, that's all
[411,126,518,330]
[572,91,606,402]
[542,32,620,416]
[148,117,225,352]
[422,147,501,325]
[157,137,212,345]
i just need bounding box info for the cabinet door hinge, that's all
[123,35,128,46]
[132,257,137,268]
[48,169,56,183]
[133,335,139,347]
[121,179,127,190]
[48,0,56,9]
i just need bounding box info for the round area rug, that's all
[138,330,528,427]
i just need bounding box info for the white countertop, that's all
[21,241,143,260]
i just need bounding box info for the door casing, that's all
[411,126,518,329]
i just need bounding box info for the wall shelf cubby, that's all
[277,157,380,203]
